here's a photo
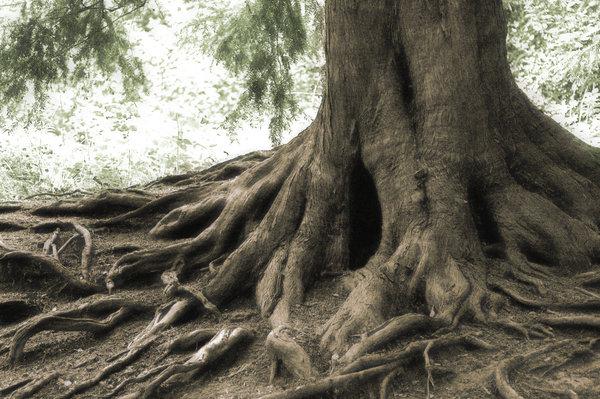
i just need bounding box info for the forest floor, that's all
[1,194,599,399]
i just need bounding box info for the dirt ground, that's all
[1,197,600,399]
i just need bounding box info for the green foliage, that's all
[0,0,152,119]
[0,0,598,202]
[505,0,600,133]
[184,0,323,144]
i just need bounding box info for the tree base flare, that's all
[1,0,600,394]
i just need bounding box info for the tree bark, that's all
[25,0,600,366]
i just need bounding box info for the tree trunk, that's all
[5,1,600,396]
[99,0,600,353]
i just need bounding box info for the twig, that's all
[71,223,93,279]
[57,233,80,256]
[43,228,61,255]
[424,341,435,399]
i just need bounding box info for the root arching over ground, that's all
[2,1,600,398]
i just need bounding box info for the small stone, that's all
[63,380,72,387]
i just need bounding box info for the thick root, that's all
[261,334,492,399]
[3,298,151,364]
[32,190,153,216]
[266,326,315,382]
[0,204,22,214]
[338,313,446,365]
[128,298,195,349]
[155,328,218,363]
[121,327,253,399]
[71,222,93,279]
[340,334,493,375]
[494,340,570,399]
[538,315,600,331]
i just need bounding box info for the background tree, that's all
[1,1,600,398]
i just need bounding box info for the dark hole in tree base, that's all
[518,242,556,267]
[348,158,382,270]
[467,180,505,258]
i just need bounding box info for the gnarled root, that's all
[31,190,153,216]
[154,328,218,363]
[60,337,157,399]
[266,325,315,383]
[3,298,151,364]
[63,297,198,397]
[121,327,253,399]
[261,334,492,399]
[128,298,195,349]
[0,377,33,397]
[339,313,446,365]
[538,315,600,331]
[9,372,60,399]
[494,340,570,399]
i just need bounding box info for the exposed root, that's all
[261,334,492,399]
[6,299,148,364]
[574,270,600,287]
[423,341,435,399]
[71,222,93,279]
[266,325,315,383]
[60,337,157,399]
[128,298,195,349]
[25,189,91,200]
[121,327,253,399]
[494,340,570,399]
[489,281,600,310]
[492,319,554,339]
[144,150,271,188]
[161,270,220,315]
[98,244,142,256]
[10,371,60,399]
[0,251,102,294]
[29,220,73,234]
[340,334,493,375]
[43,228,61,256]
[155,328,218,363]
[538,315,600,331]
[339,313,446,365]
[31,191,153,217]
[93,187,205,227]
[379,366,403,399]
[525,384,579,399]
[506,267,547,295]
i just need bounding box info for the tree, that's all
[1,1,600,398]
